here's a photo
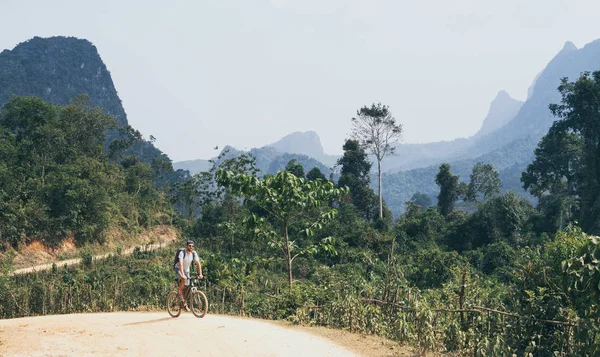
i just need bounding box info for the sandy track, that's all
[0,312,359,357]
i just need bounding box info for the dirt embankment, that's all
[3,225,179,276]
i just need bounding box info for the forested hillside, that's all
[382,136,537,215]
[0,96,179,249]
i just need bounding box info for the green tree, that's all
[409,192,432,209]
[56,95,116,160]
[306,167,327,182]
[0,95,175,248]
[521,130,582,198]
[396,204,445,251]
[351,103,403,219]
[172,175,204,224]
[285,159,305,178]
[435,163,459,217]
[563,234,600,354]
[108,125,143,161]
[463,192,535,249]
[216,169,346,287]
[466,162,501,202]
[522,129,582,231]
[547,71,600,234]
[337,139,378,220]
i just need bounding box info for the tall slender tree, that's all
[351,103,402,218]
[435,163,460,217]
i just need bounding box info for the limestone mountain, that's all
[0,36,167,163]
[462,40,584,158]
[0,36,126,126]
[383,90,523,173]
[174,144,331,177]
[267,131,339,167]
[474,90,523,138]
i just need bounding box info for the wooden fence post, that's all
[459,268,467,328]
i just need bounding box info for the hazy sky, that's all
[1,0,600,162]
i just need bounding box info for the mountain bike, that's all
[166,275,208,318]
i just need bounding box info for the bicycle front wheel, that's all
[190,291,208,318]
[167,291,181,318]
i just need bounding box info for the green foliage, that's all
[522,129,582,232]
[449,192,535,251]
[435,163,460,217]
[396,205,446,251]
[306,167,327,182]
[284,159,305,179]
[337,139,378,221]
[408,192,432,209]
[467,162,502,202]
[544,71,600,234]
[216,169,347,286]
[0,96,174,248]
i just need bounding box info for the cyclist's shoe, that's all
[177,294,184,302]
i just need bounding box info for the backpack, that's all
[173,248,187,268]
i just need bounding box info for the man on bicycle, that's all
[175,240,203,308]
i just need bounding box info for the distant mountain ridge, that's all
[174,143,331,177]
[456,40,583,159]
[267,131,340,167]
[383,90,523,173]
[174,131,339,176]
[475,90,523,138]
[381,39,600,216]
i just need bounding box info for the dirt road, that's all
[0,312,359,357]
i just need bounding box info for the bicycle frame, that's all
[181,275,202,300]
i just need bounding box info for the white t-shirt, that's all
[175,250,199,272]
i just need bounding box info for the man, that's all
[174,240,203,309]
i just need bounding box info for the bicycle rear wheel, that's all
[167,291,181,318]
[190,291,208,318]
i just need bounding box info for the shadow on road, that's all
[121,317,173,326]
